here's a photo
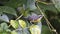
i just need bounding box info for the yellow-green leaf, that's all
[18,20,26,28]
[10,20,19,29]
[11,31,18,34]
[29,25,41,34]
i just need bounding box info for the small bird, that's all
[28,13,43,23]
[27,13,43,34]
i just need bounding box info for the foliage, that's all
[0,0,60,34]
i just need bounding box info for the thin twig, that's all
[36,1,58,34]
[8,24,11,28]
[36,0,53,5]
[16,14,23,20]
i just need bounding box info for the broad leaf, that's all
[0,6,17,16]
[0,23,9,30]
[29,24,41,34]
[10,20,19,29]
[25,0,37,10]
[18,20,27,29]
[38,2,58,14]
[4,0,27,8]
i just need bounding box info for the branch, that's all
[16,14,23,20]
[36,1,58,34]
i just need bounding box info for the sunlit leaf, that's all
[29,24,41,34]
[11,31,18,34]
[10,20,19,29]
[18,20,27,29]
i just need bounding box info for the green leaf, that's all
[42,25,52,34]
[4,0,26,8]
[0,6,17,16]
[10,20,19,29]
[0,23,8,30]
[0,31,8,34]
[25,0,37,10]
[0,27,3,32]
[11,31,18,34]
[6,29,11,32]
[0,11,3,15]
[38,2,58,14]
[17,7,29,17]
[51,0,60,12]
